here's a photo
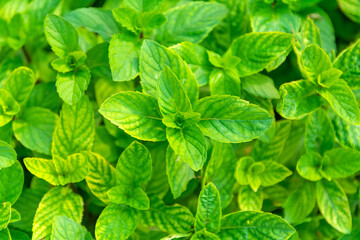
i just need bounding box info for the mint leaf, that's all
[44,14,78,57]
[109,32,140,82]
[0,140,16,170]
[337,0,360,24]
[32,187,83,240]
[107,186,149,210]
[218,211,296,239]
[52,96,95,159]
[297,152,323,181]
[124,0,162,13]
[156,2,228,45]
[209,69,241,96]
[237,185,263,211]
[13,107,58,155]
[191,229,220,240]
[242,73,280,99]
[194,95,273,143]
[95,204,138,240]
[322,148,360,179]
[0,89,20,127]
[99,91,166,141]
[0,202,11,230]
[293,17,321,55]
[228,32,293,77]
[140,40,199,103]
[0,161,24,204]
[317,179,352,234]
[51,215,92,240]
[166,146,194,199]
[195,183,221,233]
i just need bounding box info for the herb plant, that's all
[0,0,360,239]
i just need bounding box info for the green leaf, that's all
[242,73,279,99]
[300,44,332,82]
[64,8,120,42]
[51,51,87,73]
[13,107,58,155]
[171,41,213,86]
[209,69,241,97]
[305,109,335,155]
[139,40,199,103]
[207,50,241,70]
[112,8,139,33]
[0,161,24,204]
[204,142,237,208]
[249,0,300,33]
[228,32,293,77]
[44,14,78,57]
[166,126,207,171]
[51,215,92,240]
[318,79,360,125]
[293,17,321,55]
[218,211,296,239]
[109,32,139,82]
[99,91,166,141]
[194,95,273,143]
[0,140,16,170]
[338,0,360,24]
[9,208,20,223]
[252,120,292,161]
[277,80,322,119]
[107,185,149,210]
[333,115,360,150]
[296,152,323,181]
[52,96,95,159]
[322,148,360,179]
[166,146,194,199]
[116,141,152,187]
[82,152,117,204]
[0,202,11,230]
[191,229,220,240]
[0,89,20,127]
[333,40,360,88]
[3,67,35,105]
[124,0,162,12]
[155,2,228,45]
[157,66,192,116]
[317,68,343,88]
[235,157,263,192]
[316,179,352,234]
[259,161,292,187]
[24,153,89,185]
[9,229,30,240]
[95,204,139,240]
[195,183,221,233]
[141,196,194,234]
[32,186,84,240]
[56,66,91,105]
[26,82,61,112]
[0,228,10,240]
[284,182,316,224]
[237,185,263,211]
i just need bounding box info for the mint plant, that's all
[0,0,360,239]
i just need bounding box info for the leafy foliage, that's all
[0,0,360,239]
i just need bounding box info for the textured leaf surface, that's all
[195,183,221,233]
[333,40,360,88]
[52,96,95,159]
[316,179,352,234]
[99,92,166,141]
[242,74,279,99]
[0,202,11,230]
[139,40,198,103]
[141,196,194,234]
[0,90,20,127]
[277,80,321,119]
[209,69,241,97]
[95,204,138,240]
[24,158,59,185]
[318,79,360,125]
[53,154,89,185]
[191,230,220,240]
[296,152,323,181]
[166,126,206,171]
[13,107,58,155]
[4,67,35,105]
[0,140,16,170]
[0,161,24,204]
[32,187,84,240]
[322,148,360,179]
[238,186,263,211]
[194,95,273,143]
[284,182,316,224]
[109,33,139,82]
[218,211,295,239]
[166,146,194,199]
[107,185,149,210]
[44,14,78,57]
[259,161,292,187]
[305,109,335,155]
[228,32,293,77]
[51,216,92,240]
[156,2,228,45]
[83,152,117,204]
